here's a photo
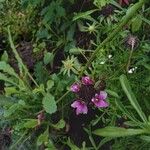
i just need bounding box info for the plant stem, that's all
[8,26,39,88]
[126,48,134,72]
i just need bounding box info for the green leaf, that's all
[140,135,150,142]
[131,15,142,32]
[44,52,54,65]
[0,61,19,78]
[0,73,18,87]
[52,119,65,130]
[4,103,20,117]
[1,51,8,62]
[37,128,49,146]
[42,93,57,114]
[93,126,145,137]
[23,119,38,128]
[106,89,120,98]
[73,9,97,21]
[120,74,147,123]
[46,80,54,91]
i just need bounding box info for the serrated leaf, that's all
[93,126,145,137]
[42,93,57,114]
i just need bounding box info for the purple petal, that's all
[95,100,109,108]
[99,91,107,100]
[81,76,94,85]
[82,104,88,114]
[70,83,80,93]
[71,100,88,115]
[71,100,80,108]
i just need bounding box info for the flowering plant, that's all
[70,76,109,115]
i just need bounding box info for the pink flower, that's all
[81,76,94,85]
[119,0,130,5]
[71,100,88,115]
[91,91,109,108]
[70,83,80,93]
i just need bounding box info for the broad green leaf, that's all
[23,119,38,128]
[1,51,8,62]
[46,80,54,91]
[4,87,19,96]
[93,126,145,137]
[73,9,97,21]
[42,93,57,114]
[52,119,65,130]
[37,128,49,146]
[44,52,54,65]
[120,74,147,123]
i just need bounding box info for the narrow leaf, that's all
[93,126,145,137]
[120,74,147,123]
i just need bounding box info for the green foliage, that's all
[93,127,146,137]
[42,93,57,114]
[0,0,149,149]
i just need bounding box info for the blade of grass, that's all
[119,74,147,123]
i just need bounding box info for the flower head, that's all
[124,35,139,50]
[81,76,94,85]
[70,83,80,93]
[71,100,88,115]
[91,91,109,108]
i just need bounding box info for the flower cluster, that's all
[70,76,109,115]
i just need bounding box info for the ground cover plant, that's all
[0,0,150,149]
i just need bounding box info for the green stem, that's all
[7,26,39,88]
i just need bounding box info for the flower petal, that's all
[99,91,107,100]
[82,104,88,114]
[71,100,80,108]
[95,100,109,108]
[70,83,80,93]
[81,76,94,85]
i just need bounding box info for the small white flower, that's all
[100,61,105,64]
[108,55,112,59]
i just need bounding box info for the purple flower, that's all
[91,91,109,108]
[71,100,88,115]
[81,76,94,85]
[70,83,80,93]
